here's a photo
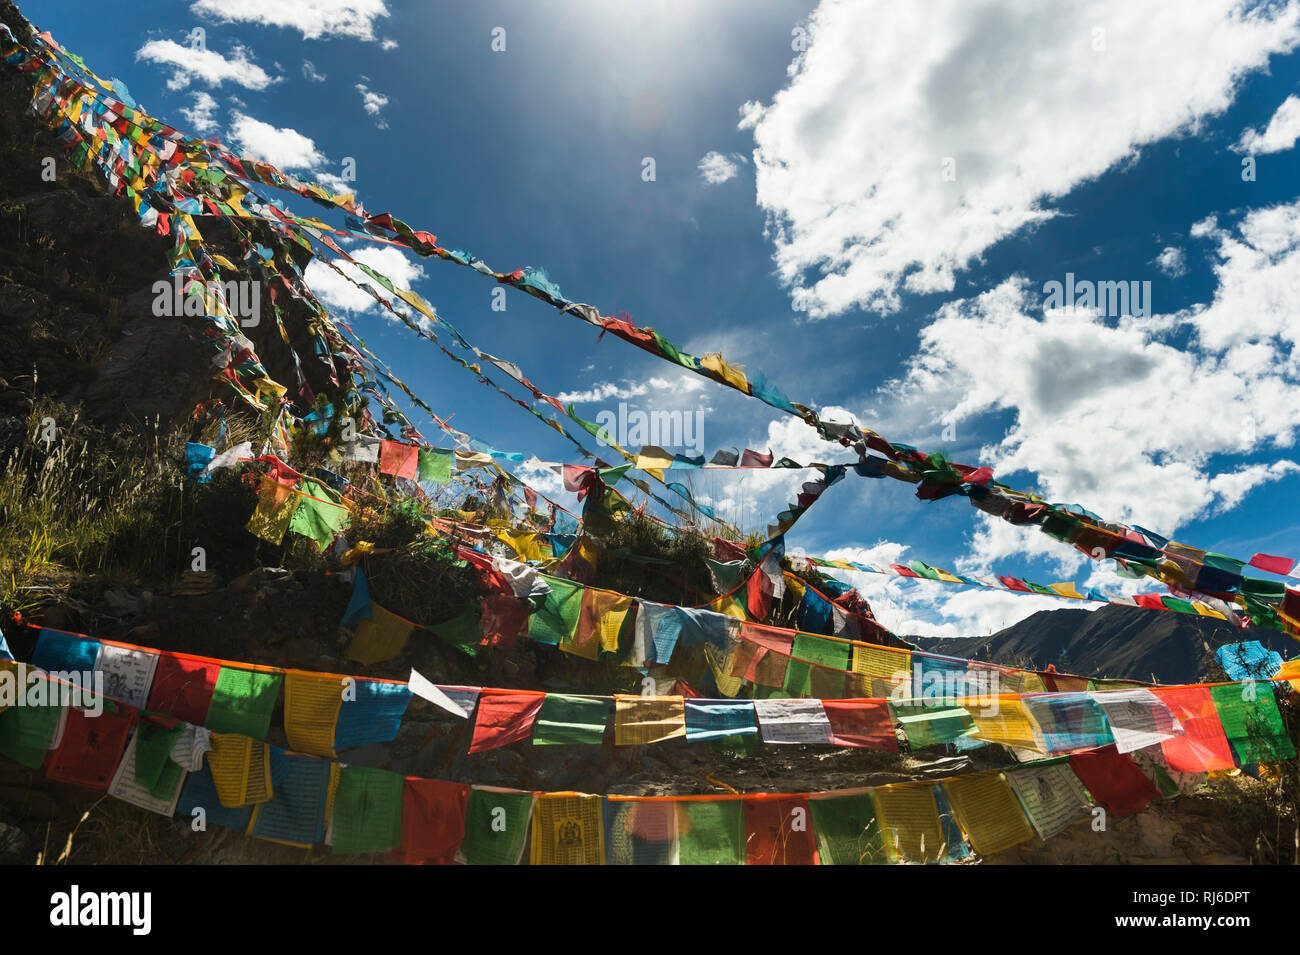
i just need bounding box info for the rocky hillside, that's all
[913,603,1296,685]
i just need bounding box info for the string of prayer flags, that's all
[822,699,898,751]
[393,779,469,865]
[743,794,817,865]
[941,771,1036,856]
[1088,689,1183,754]
[345,602,415,665]
[753,698,833,745]
[248,750,333,848]
[1207,681,1295,765]
[1068,745,1160,817]
[872,783,946,864]
[530,793,606,865]
[468,690,547,752]
[613,695,686,746]
[205,666,283,738]
[330,765,404,854]
[460,787,535,865]
[1004,759,1094,839]
[807,790,890,865]
[604,798,678,865]
[532,694,610,745]
[683,699,758,742]
[206,733,274,808]
[676,797,746,865]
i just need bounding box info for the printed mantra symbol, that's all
[556,818,583,849]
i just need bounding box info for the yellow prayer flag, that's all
[206,733,273,808]
[530,793,605,865]
[245,476,301,545]
[852,644,911,697]
[614,696,686,746]
[699,352,749,391]
[283,671,347,757]
[969,697,1043,751]
[942,772,1036,856]
[703,644,745,698]
[1048,583,1083,599]
[345,603,415,666]
[872,783,945,863]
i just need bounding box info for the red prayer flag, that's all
[479,594,529,648]
[392,778,469,865]
[379,440,418,479]
[468,690,546,753]
[1248,553,1296,576]
[740,447,774,468]
[1068,745,1160,817]
[147,654,219,725]
[46,706,135,791]
[1154,686,1235,772]
[822,699,899,751]
[743,794,817,865]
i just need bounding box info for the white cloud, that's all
[178,91,219,134]
[228,112,327,170]
[1235,93,1300,154]
[866,200,1300,569]
[381,39,399,51]
[697,150,746,185]
[745,0,1300,318]
[557,380,650,403]
[190,0,391,42]
[136,39,278,91]
[1153,245,1187,277]
[303,245,427,319]
[355,83,390,129]
[302,60,327,82]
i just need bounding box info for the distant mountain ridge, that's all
[910,603,1296,685]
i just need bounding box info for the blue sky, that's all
[22,0,1300,636]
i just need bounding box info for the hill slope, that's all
[913,603,1295,684]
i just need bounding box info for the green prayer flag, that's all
[677,799,745,865]
[1209,682,1296,765]
[0,676,63,768]
[430,605,481,658]
[288,479,349,549]
[809,791,889,865]
[533,694,609,745]
[134,720,183,790]
[782,633,851,698]
[527,577,585,646]
[417,448,454,484]
[461,788,534,865]
[895,705,976,749]
[331,765,404,854]
[206,668,283,738]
